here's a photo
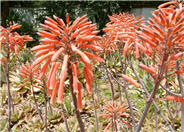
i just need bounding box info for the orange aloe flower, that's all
[103,13,144,58]
[136,0,184,77]
[18,62,42,90]
[166,95,184,102]
[122,74,141,88]
[31,14,104,109]
[0,24,32,54]
[95,33,117,54]
[100,101,131,131]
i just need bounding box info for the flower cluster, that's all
[31,14,104,109]
[100,101,131,131]
[18,62,42,90]
[137,0,184,77]
[95,34,117,54]
[103,13,144,58]
[0,24,32,54]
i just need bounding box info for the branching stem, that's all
[176,61,184,131]
[127,57,174,132]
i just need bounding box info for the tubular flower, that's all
[166,96,184,102]
[95,33,117,54]
[32,14,103,107]
[100,101,131,131]
[137,0,184,77]
[0,24,33,54]
[122,74,141,88]
[139,64,157,77]
[18,62,42,90]
[103,13,144,58]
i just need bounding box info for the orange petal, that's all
[37,30,57,39]
[53,15,66,27]
[71,44,90,64]
[50,62,61,90]
[33,52,54,67]
[39,58,51,79]
[170,52,184,60]
[79,44,103,51]
[58,55,69,103]
[77,82,82,111]
[84,67,92,94]
[66,13,70,25]
[52,47,65,61]
[122,74,140,88]
[44,20,62,32]
[31,44,54,51]
[47,62,56,90]
[35,49,50,57]
[120,120,131,128]
[83,51,104,63]
[51,80,60,104]
[72,63,78,94]
[40,23,61,36]
[9,24,22,30]
[45,16,58,26]
[166,96,184,102]
[139,64,157,76]
[123,39,131,57]
[158,1,177,9]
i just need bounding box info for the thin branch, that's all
[154,106,158,132]
[30,80,44,123]
[135,52,167,132]
[123,57,136,131]
[103,64,115,101]
[61,104,70,132]
[113,50,123,104]
[127,57,174,132]
[165,79,175,128]
[48,97,53,114]
[94,79,101,111]
[118,49,136,131]
[176,61,184,131]
[92,90,99,132]
[5,45,12,132]
[117,84,123,105]
[104,54,115,101]
[160,84,182,97]
[149,70,182,97]
[106,67,137,131]
[43,79,49,132]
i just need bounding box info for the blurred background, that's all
[1,1,167,47]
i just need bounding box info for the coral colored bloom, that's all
[122,74,141,88]
[32,14,103,105]
[100,101,131,131]
[18,62,42,90]
[0,24,32,54]
[137,0,184,78]
[166,96,184,102]
[103,13,144,58]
